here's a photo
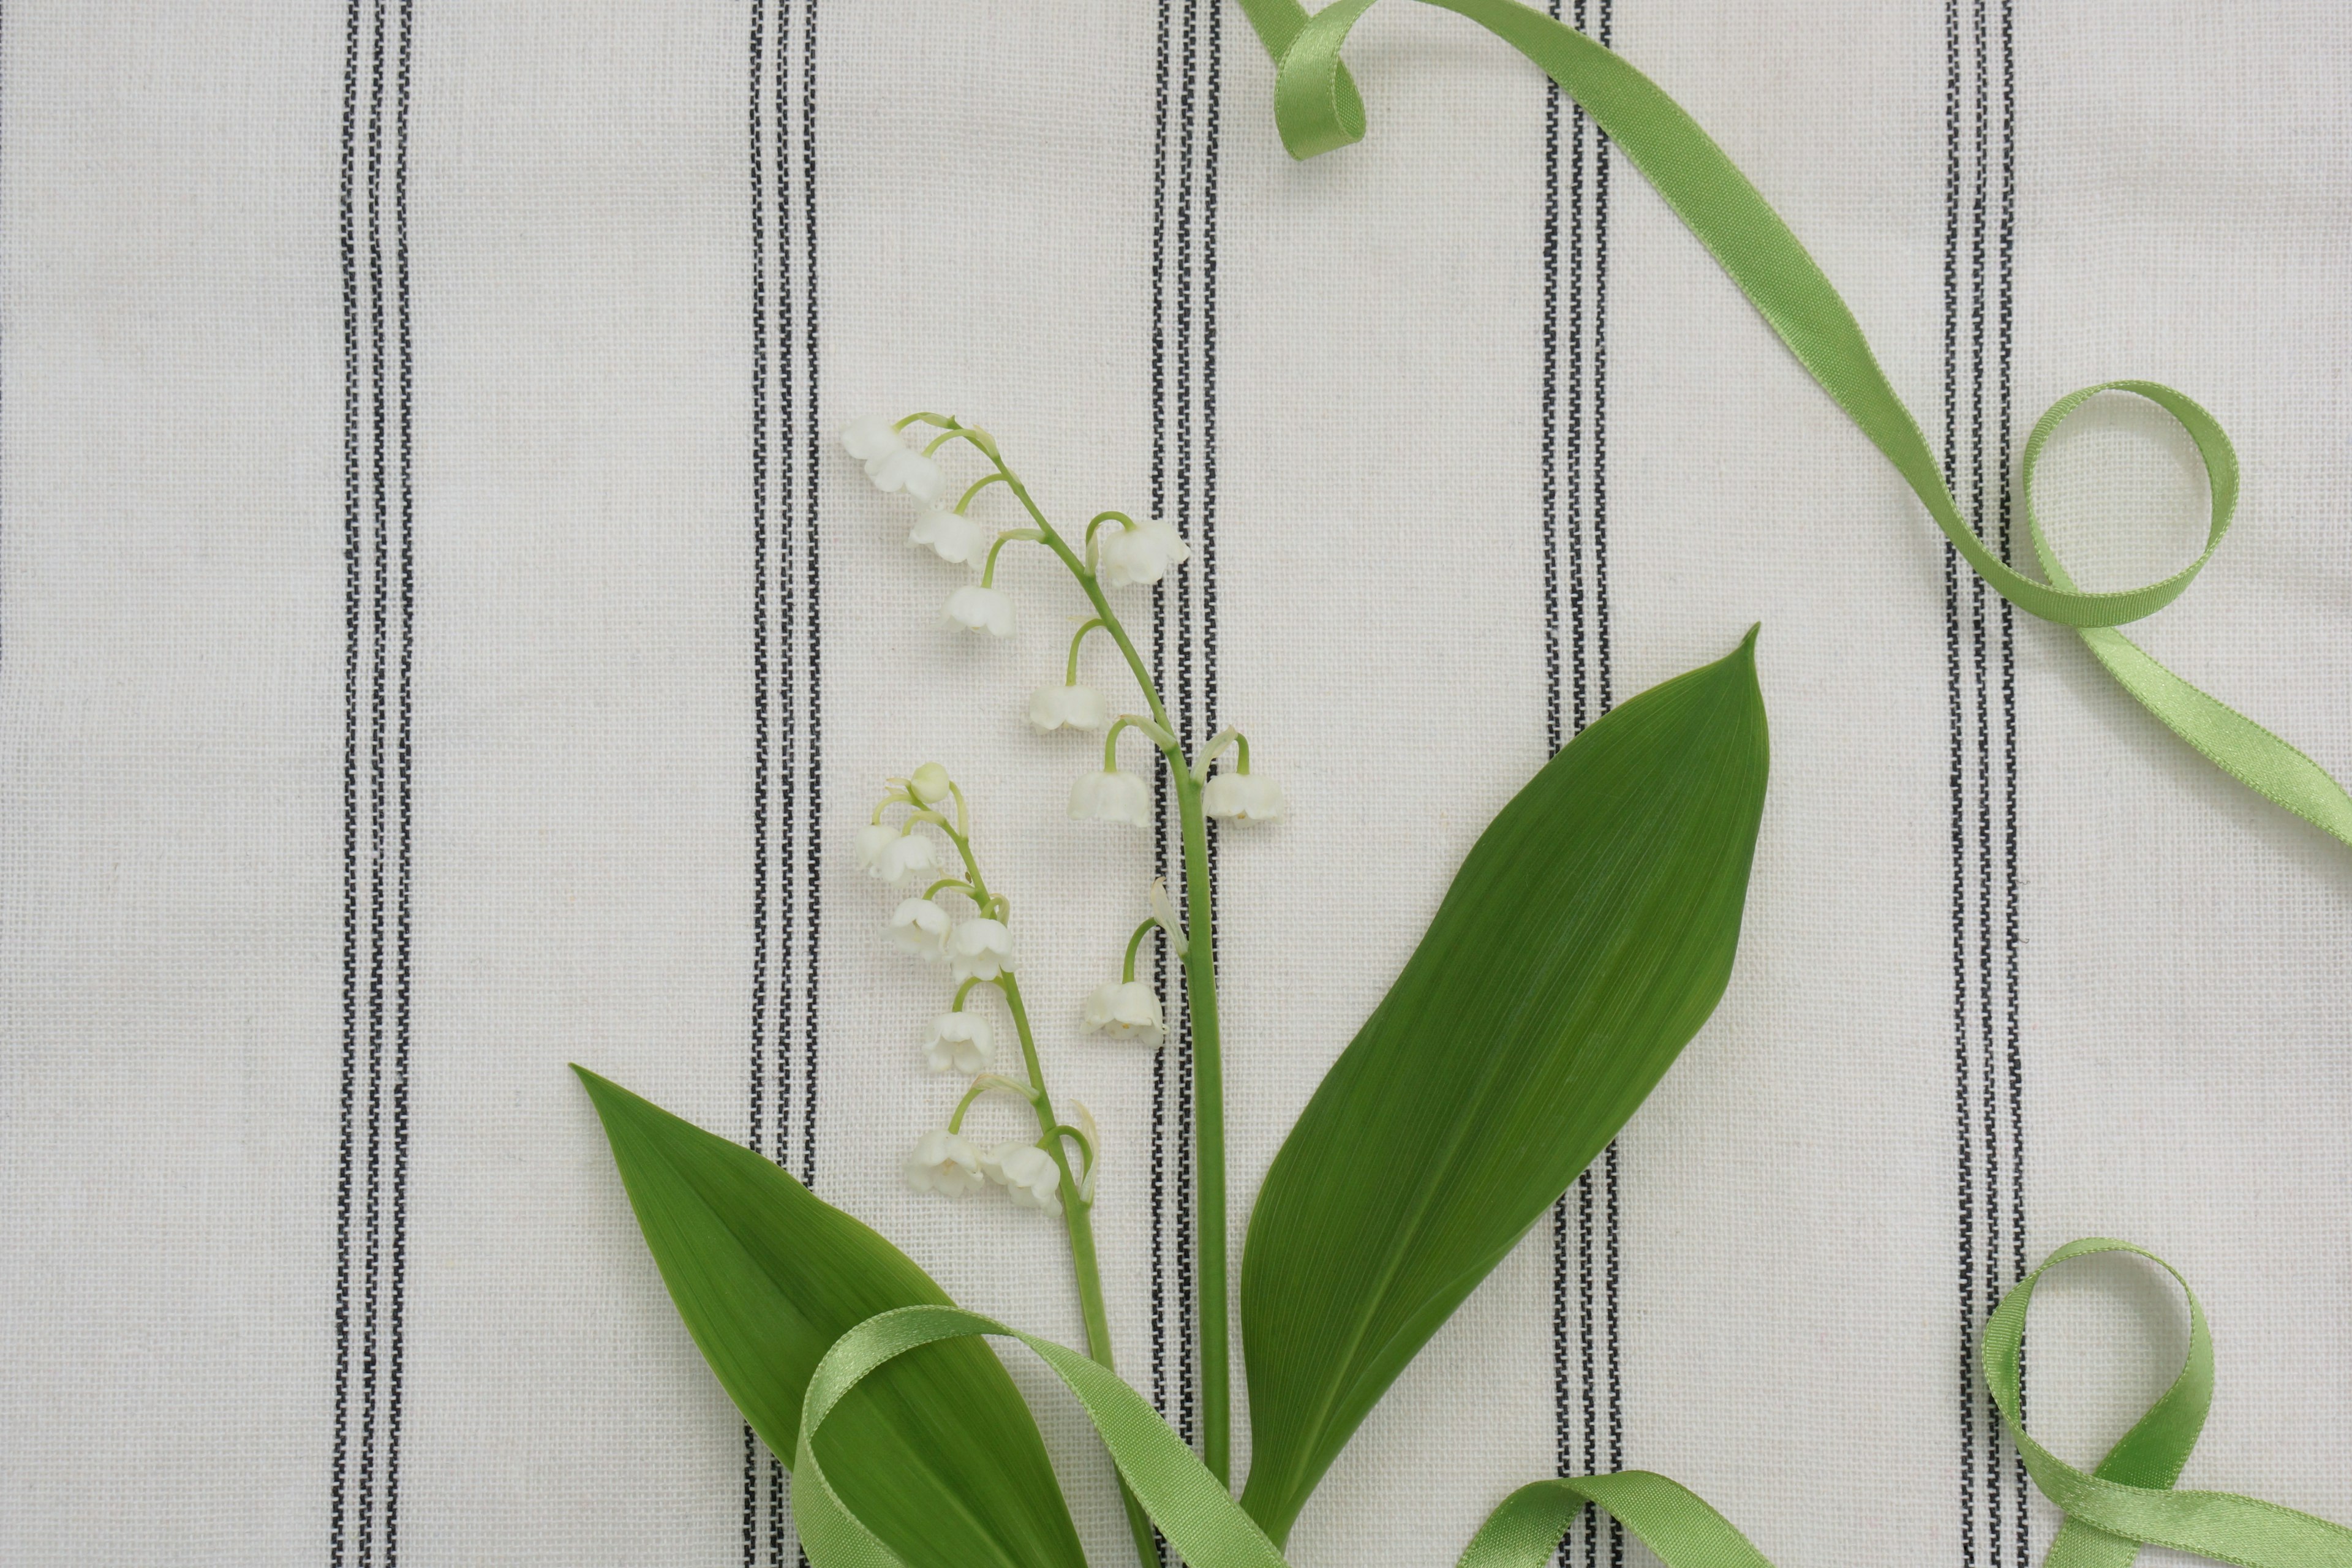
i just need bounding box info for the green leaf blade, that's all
[1237,631,1771,1545]
[575,1068,1088,1568]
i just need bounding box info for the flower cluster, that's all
[842,412,1287,831]
[846,412,1290,1239]
[861,759,1106,1217]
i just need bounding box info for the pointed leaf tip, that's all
[579,1073,1087,1568]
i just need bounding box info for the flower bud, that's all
[909,763,953,805]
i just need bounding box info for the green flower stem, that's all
[954,470,1008,512]
[1197,725,1250,778]
[990,447,1235,1491]
[1172,766,1231,1487]
[1066,617,1109,685]
[1122,918,1159,985]
[998,973,1163,1568]
[979,529,1044,589]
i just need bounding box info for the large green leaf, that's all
[573,1068,1087,1568]
[1238,631,1771,1545]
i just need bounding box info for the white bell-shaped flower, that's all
[944,584,1015,637]
[1098,519,1190,587]
[858,826,937,884]
[1068,769,1151,827]
[1082,979,1164,1042]
[840,413,903,462]
[946,917,1016,981]
[1203,769,1284,824]
[923,1012,993,1075]
[855,822,899,873]
[909,504,986,565]
[1028,683,1109,733]
[868,445,947,505]
[888,897,952,960]
[905,1129,985,1197]
[982,1143,1063,1215]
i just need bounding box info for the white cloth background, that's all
[2,2,2346,1566]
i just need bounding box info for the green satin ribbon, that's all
[1226,0,2352,851]
[792,1240,2352,1568]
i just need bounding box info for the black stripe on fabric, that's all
[1170,0,1203,1460]
[744,0,771,1557]
[1967,0,2002,1553]
[1542,0,1572,1532]
[742,4,823,1559]
[359,0,391,1552]
[331,2,413,1558]
[1946,0,2024,1558]
[333,0,364,1555]
[385,0,417,1555]
[1997,0,2029,1556]
[1591,12,1619,1562]
[746,0,768,1547]
[1940,0,1977,1558]
[1148,0,1173,1465]
[1544,6,1617,1563]
[799,0,824,1205]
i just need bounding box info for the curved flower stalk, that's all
[845,410,1283,1494]
[857,763,1155,1568]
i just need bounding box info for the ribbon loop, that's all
[786,1243,2350,1568]
[1236,0,2352,851]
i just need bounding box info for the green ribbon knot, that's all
[791,1240,2352,1568]
[1234,0,2352,851]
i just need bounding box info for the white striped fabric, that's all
[1,3,2346,1566]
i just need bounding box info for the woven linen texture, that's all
[1,2,2346,1564]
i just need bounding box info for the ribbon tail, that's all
[2080,627,2352,850]
[1256,0,2352,856]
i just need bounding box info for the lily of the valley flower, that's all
[947,917,1015,981]
[1069,768,1150,827]
[840,413,903,462]
[889,897,952,959]
[1082,979,1163,1042]
[924,1012,993,1075]
[1098,519,1190,588]
[867,445,947,504]
[1028,683,1109,733]
[982,1143,1063,1214]
[944,583,1015,637]
[909,503,986,565]
[1203,769,1284,823]
[905,1128,986,1197]
[857,824,938,884]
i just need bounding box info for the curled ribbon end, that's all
[1270,0,1376,159]
[1275,62,1370,159]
